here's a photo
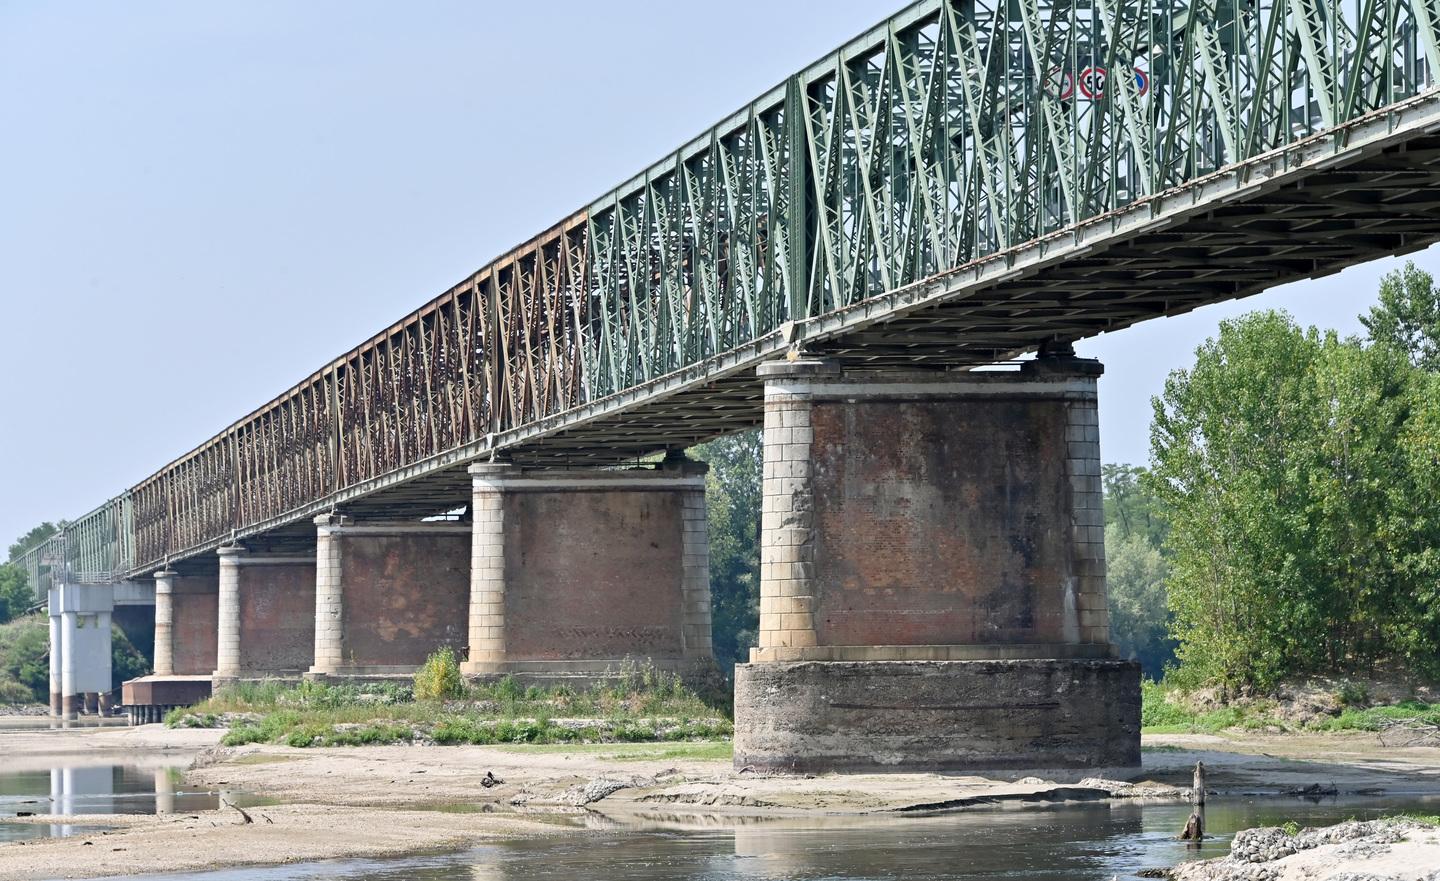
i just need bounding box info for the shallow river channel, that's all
[4,749,1439,881]
[80,796,1435,881]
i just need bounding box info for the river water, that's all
[2,726,1436,880]
[21,789,1434,881]
[0,719,273,845]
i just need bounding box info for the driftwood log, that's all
[1378,717,1440,747]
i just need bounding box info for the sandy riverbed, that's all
[2,724,1438,879]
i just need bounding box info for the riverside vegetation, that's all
[167,652,732,748]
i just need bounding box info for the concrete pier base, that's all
[122,675,213,724]
[50,584,114,719]
[733,658,1141,775]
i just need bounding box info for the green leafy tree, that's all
[690,430,762,670]
[1362,262,1440,372]
[0,614,49,701]
[1102,463,1170,549]
[111,626,149,691]
[8,522,59,561]
[1105,523,1174,678]
[0,564,36,624]
[1149,310,1440,690]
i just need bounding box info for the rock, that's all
[1077,777,1185,799]
[562,776,649,807]
[1175,819,1439,880]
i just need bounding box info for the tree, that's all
[1362,261,1440,372]
[690,430,762,670]
[8,522,59,561]
[1105,524,1174,678]
[1149,310,1440,690]
[1103,463,1170,549]
[0,564,36,625]
[1101,465,1175,676]
[0,614,49,702]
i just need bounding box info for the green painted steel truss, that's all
[13,0,1440,584]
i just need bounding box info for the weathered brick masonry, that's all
[462,461,713,675]
[308,519,470,676]
[736,355,1138,773]
[225,554,316,676]
[166,573,218,676]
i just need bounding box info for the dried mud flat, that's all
[3,725,1439,879]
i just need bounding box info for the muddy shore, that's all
[2,725,1438,879]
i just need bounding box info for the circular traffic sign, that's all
[1078,66,1107,99]
[1046,66,1074,100]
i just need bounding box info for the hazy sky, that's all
[2,1,1437,551]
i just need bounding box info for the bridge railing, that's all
[62,496,135,584]
[88,0,1440,574]
[9,534,65,604]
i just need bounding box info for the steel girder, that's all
[11,0,1440,584]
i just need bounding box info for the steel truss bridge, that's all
[13,0,1440,590]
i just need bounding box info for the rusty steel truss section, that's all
[11,0,1440,585]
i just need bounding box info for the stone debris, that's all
[561,776,649,807]
[1076,777,1186,799]
[1174,819,1440,881]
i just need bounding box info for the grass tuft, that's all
[185,662,730,749]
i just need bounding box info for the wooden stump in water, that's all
[1180,761,1207,844]
[1180,808,1205,843]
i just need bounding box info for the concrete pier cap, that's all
[733,352,1140,776]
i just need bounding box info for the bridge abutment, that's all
[460,460,714,680]
[306,518,470,678]
[733,355,1139,774]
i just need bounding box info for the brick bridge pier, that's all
[732,350,1140,773]
[121,456,717,714]
[115,351,1138,774]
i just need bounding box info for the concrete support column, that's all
[213,546,245,681]
[59,611,78,719]
[53,584,114,720]
[755,359,835,658]
[308,514,348,677]
[152,570,176,677]
[463,464,509,675]
[48,603,62,716]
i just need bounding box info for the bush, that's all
[0,614,48,702]
[413,647,463,701]
[0,677,36,704]
[1338,681,1370,707]
[1140,680,1193,728]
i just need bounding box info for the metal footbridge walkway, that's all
[14,0,1440,589]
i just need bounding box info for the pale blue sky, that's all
[2,1,1437,550]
